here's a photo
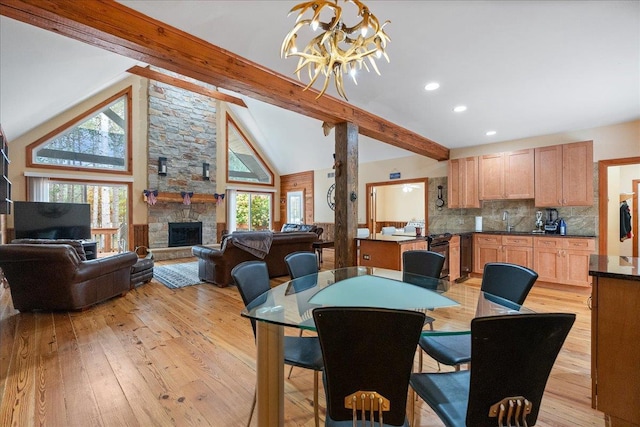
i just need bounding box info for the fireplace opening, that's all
[168,222,203,247]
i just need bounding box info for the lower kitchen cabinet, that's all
[533,236,595,287]
[473,233,533,273]
[449,235,461,281]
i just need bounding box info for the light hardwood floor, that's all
[0,250,606,426]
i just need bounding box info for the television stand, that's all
[81,240,97,260]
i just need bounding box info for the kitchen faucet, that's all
[503,210,514,232]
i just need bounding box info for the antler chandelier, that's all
[281,0,390,100]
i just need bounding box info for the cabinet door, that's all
[534,238,563,283]
[447,159,461,208]
[474,234,502,273]
[562,141,594,206]
[563,250,592,287]
[503,235,533,269]
[461,156,480,208]
[449,235,461,281]
[504,149,534,199]
[534,145,563,207]
[479,153,504,200]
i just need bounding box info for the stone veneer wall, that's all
[428,163,599,237]
[146,74,218,248]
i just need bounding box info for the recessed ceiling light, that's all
[486,130,497,136]
[424,82,440,91]
[453,105,467,113]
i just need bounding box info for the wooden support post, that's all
[334,122,359,268]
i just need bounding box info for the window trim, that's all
[225,113,274,186]
[26,87,133,175]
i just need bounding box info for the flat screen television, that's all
[14,201,91,240]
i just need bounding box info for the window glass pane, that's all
[48,181,128,252]
[233,191,272,231]
[227,118,272,184]
[33,96,128,171]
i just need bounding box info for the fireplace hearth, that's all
[168,222,203,247]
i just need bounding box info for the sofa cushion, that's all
[12,238,87,261]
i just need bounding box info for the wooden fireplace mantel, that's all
[143,192,218,204]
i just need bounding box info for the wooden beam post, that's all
[334,122,359,268]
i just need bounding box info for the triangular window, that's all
[28,89,131,172]
[226,113,273,185]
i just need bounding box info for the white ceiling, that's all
[1,1,638,175]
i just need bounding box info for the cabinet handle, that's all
[587,295,592,310]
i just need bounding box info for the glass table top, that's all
[241,266,532,335]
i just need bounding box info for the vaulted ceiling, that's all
[1,1,638,175]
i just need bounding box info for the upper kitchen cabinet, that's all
[534,140,593,207]
[448,156,480,208]
[479,149,535,200]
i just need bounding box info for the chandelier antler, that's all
[281,0,390,100]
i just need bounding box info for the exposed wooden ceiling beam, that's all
[126,66,247,108]
[0,0,450,161]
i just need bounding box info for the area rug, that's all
[153,262,204,289]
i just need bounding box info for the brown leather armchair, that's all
[0,243,138,311]
[192,231,317,287]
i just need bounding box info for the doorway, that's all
[598,157,640,256]
[365,178,428,234]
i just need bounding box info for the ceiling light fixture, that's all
[486,130,497,136]
[281,0,391,100]
[453,105,467,113]
[424,82,440,91]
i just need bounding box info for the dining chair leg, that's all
[314,370,320,427]
[411,388,416,427]
[247,390,256,427]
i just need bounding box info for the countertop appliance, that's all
[544,208,560,234]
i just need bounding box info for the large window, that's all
[226,114,273,185]
[228,190,272,231]
[27,89,131,172]
[29,178,130,253]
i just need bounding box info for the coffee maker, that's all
[544,208,560,234]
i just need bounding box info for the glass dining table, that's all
[241,266,533,427]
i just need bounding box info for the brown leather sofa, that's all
[0,242,138,311]
[192,231,317,287]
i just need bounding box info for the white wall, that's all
[375,184,424,222]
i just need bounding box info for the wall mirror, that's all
[365,178,428,235]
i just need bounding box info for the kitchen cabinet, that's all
[589,255,640,426]
[357,235,427,270]
[447,156,480,208]
[449,234,460,281]
[479,149,534,200]
[533,236,595,287]
[534,140,593,207]
[473,233,533,273]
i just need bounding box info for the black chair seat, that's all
[418,334,471,366]
[284,335,324,371]
[410,370,470,427]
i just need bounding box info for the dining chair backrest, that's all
[231,260,271,336]
[466,313,575,425]
[284,251,318,279]
[402,250,445,287]
[313,307,425,426]
[480,262,538,305]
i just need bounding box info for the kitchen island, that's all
[588,255,640,426]
[356,233,427,270]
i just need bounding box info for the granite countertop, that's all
[589,255,640,281]
[436,229,597,238]
[355,233,425,243]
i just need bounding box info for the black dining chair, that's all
[410,313,575,427]
[231,261,323,427]
[313,306,426,427]
[285,251,319,279]
[417,262,538,372]
[402,250,446,287]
